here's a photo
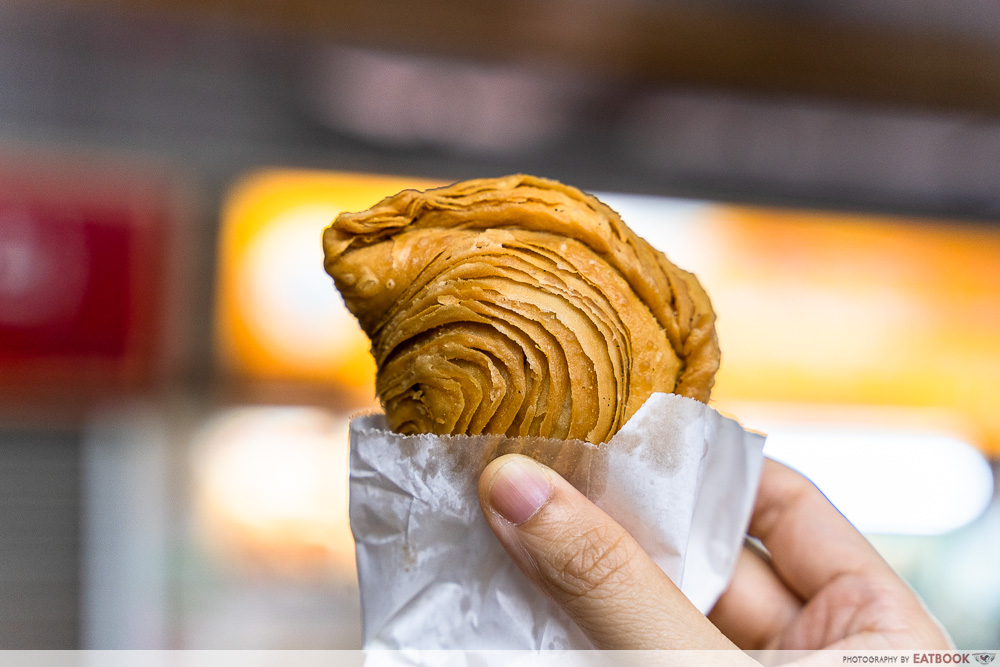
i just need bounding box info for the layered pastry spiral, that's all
[322,175,719,444]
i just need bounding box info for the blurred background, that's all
[1,0,999,651]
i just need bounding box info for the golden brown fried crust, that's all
[323,174,719,444]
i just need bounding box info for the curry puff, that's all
[322,174,719,444]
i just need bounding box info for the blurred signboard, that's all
[0,150,184,413]
[215,170,439,404]
[703,207,1000,456]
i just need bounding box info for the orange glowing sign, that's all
[215,170,442,396]
[702,207,1000,455]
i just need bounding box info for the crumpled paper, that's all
[349,393,766,650]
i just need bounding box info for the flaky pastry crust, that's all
[323,174,719,444]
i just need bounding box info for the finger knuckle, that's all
[758,465,821,530]
[539,523,637,602]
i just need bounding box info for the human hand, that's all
[478,454,952,652]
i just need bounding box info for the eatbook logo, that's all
[974,654,995,665]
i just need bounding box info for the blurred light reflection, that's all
[192,407,354,576]
[760,423,993,535]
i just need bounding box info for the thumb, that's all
[478,453,736,650]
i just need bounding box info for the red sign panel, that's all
[0,153,176,406]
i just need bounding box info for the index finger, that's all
[749,458,893,600]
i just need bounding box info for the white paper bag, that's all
[349,393,766,650]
